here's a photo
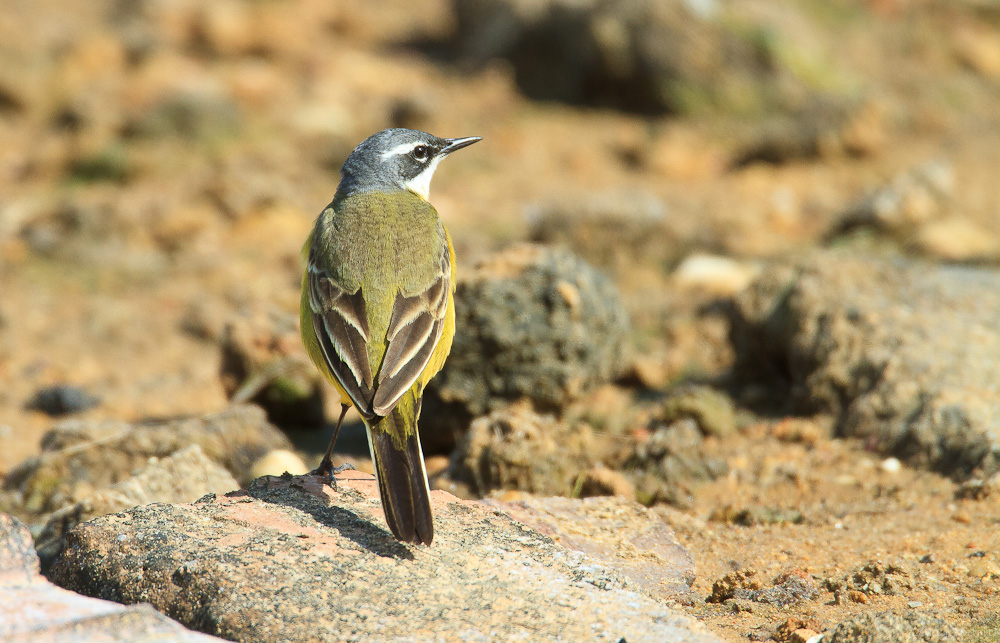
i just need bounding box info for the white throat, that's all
[403,155,444,200]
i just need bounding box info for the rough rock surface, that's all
[493,495,696,602]
[49,471,723,643]
[422,244,630,452]
[628,419,729,508]
[823,609,964,643]
[4,405,289,515]
[449,403,599,497]
[730,255,1000,479]
[35,444,239,566]
[1,514,222,642]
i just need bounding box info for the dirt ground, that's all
[2,0,1000,640]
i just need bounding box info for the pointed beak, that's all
[441,136,482,155]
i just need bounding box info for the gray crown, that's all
[337,128,481,198]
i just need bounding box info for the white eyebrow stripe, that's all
[380,141,427,159]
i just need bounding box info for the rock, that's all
[732,96,887,167]
[575,465,636,500]
[24,385,100,417]
[673,253,759,297]
[5,405,289,515]
[422,244,631,452]
[954,473,1000,500]
[822,610,964,643]
[449,0,815,115]
[49,472,724,643]
[219,309,325,428]
[708,569,817,608]
[526,190,678,275]
[729,255,1000,480]
[250,449,309,478]
[911,216,1000,262]
[789,629,819,643]
[449,404,598,497]
[709,505,804,526]
[659,385,738,438]
[823,561,913,602]
[834,159,954,236]
[707,568,761,603]
[494,495,695,601]
[628,418,729,508]
[0,514,222,642]
[34,445,238,567]
[773,618,825,643]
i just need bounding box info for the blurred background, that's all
[3,0,1000,636]
[3,0,1000,472]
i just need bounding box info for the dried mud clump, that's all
[628,415,729,508]
[824,561,914,605]
[708,569,817,608]
[823,610,964,643]
[449,403,599,497]
[422,244,630,453]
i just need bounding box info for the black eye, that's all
[412,145,429,161]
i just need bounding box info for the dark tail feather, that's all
[367,400,433,545]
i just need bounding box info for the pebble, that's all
[250,449,309,478]
[25,384,100,416]
[880,457,901,474]
[673,253,758,296]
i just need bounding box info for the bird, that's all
[300,128,481,545]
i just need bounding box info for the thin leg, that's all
[313,404,355,480]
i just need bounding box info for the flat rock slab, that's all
[731,255,1000,479]
[0,514,222,643]
[50,471,723,643]
[492,495,696,602]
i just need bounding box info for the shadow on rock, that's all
[244,475,414,560]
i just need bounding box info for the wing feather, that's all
[308,225,451,420]
[371,249,451,416]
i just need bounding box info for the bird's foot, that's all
[309,460,356,489]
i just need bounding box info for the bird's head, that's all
[337,128,481,201]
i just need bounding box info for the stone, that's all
[219,308,325,428]
[730,255,1000,480]
[732,96,887,167]
[628,418,729,508]
[1,514,222,642]
[822,610,964,643]
[449,0,818,116]
[422,244,630,452]
[250,449,309,478]
[24,385,100,417]
[34,445,238,567]
[449,403,598,497]
[659,385,738,438]
[493,495,696,601]
[49,471,724,643]
[673,253,759,296]
[911,216,1000,262]
[835,159,954,235]
[6,405,289,515]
